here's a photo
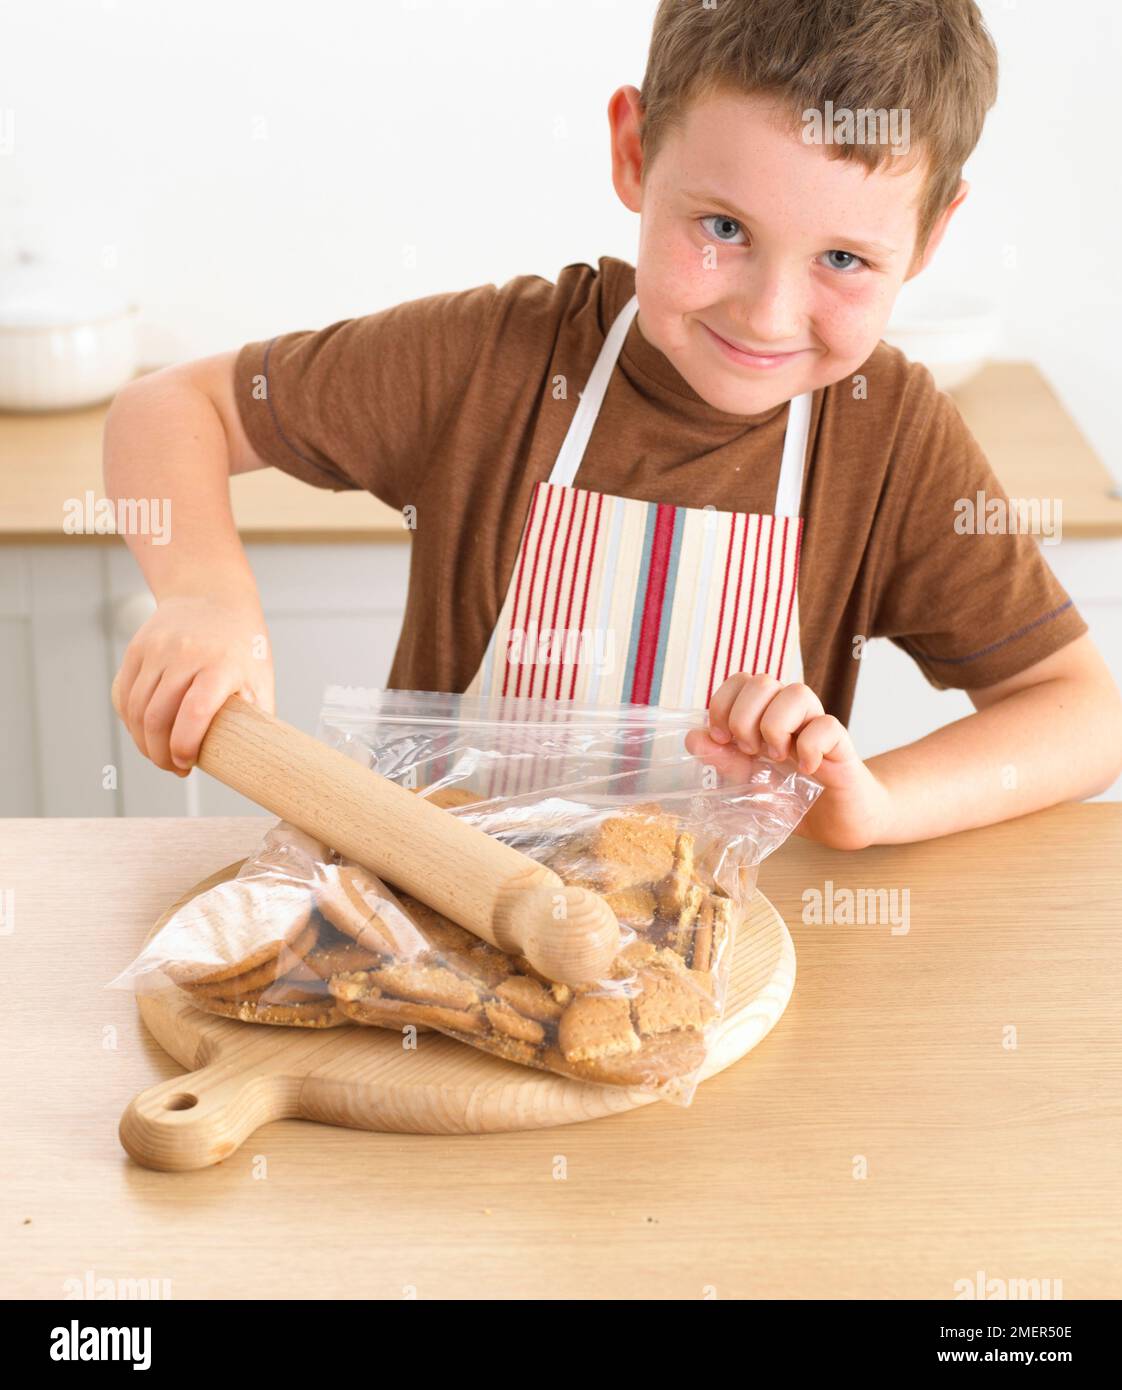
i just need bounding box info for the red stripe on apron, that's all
[776,517,803,679]
[706,513,740,707]
[750,517,777,676]
[510,484,561,699]
[502,481,549,699]
[629,503,677,705]
[551,488,592,701]
[736,516,764,675]
[722,512,751,687]
[521,485,572,701]
[535,482,582,701]
[764,516,790,677]
[567,491,606,701]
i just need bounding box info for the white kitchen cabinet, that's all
[0,544,120,816]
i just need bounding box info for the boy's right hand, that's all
[111,595,275,778]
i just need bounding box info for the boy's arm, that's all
[105,351,268,598]
[104,353,276,773]
[694,633,1122,851]
[863,633,1122,843]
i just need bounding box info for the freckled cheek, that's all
[640,234,715,320]
[811,288,887,358]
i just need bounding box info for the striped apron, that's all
[464,292,811,712]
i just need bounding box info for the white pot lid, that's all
[0,262,134,328]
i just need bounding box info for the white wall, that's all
[2,0,1119,484]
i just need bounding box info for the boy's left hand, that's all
[684,673,892,851]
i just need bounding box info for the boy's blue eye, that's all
[700,214,748,245]
[822,249,866,273]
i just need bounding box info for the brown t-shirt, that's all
[233,255,1085,724]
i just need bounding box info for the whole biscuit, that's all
[163,880,315,988]
[184,920,320,1000]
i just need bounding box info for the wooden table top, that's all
[3,805,1119,1299]
[2,361,1120,541]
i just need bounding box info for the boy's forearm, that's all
[865,675,1122,843]
[102,372,260,605]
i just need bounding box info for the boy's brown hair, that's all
[638,0,999,261]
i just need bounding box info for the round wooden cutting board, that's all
[120,862,796,1170]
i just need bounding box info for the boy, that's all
[105,0,1122,849]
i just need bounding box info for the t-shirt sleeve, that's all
[870,370,1087,691]
[232,281,501,510]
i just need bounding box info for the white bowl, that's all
[0,264,139,411]
[883,295,1001,392]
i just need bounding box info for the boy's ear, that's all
[905,179,970,281]
[609,85,645,213]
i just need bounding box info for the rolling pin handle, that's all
[493,881,621,984]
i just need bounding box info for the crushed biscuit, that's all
[558,993,641,1062]
[494,974,564,1022]
[485,1003,546,1046]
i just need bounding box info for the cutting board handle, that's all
[119,1057,301,1171]
[190,695,619,984]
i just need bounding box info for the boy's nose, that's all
[735,268,804,345]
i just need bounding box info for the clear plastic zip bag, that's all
[110,689,821,1105]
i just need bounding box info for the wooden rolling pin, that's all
[115,688,620,984]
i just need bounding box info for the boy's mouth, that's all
[699,321,810,371]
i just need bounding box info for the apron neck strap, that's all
[549,294,640,488]
[774,390,812,518]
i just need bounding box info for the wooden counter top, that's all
[1,361,1120,541]
[0,397,405,542]
[3,804,1119,1299]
